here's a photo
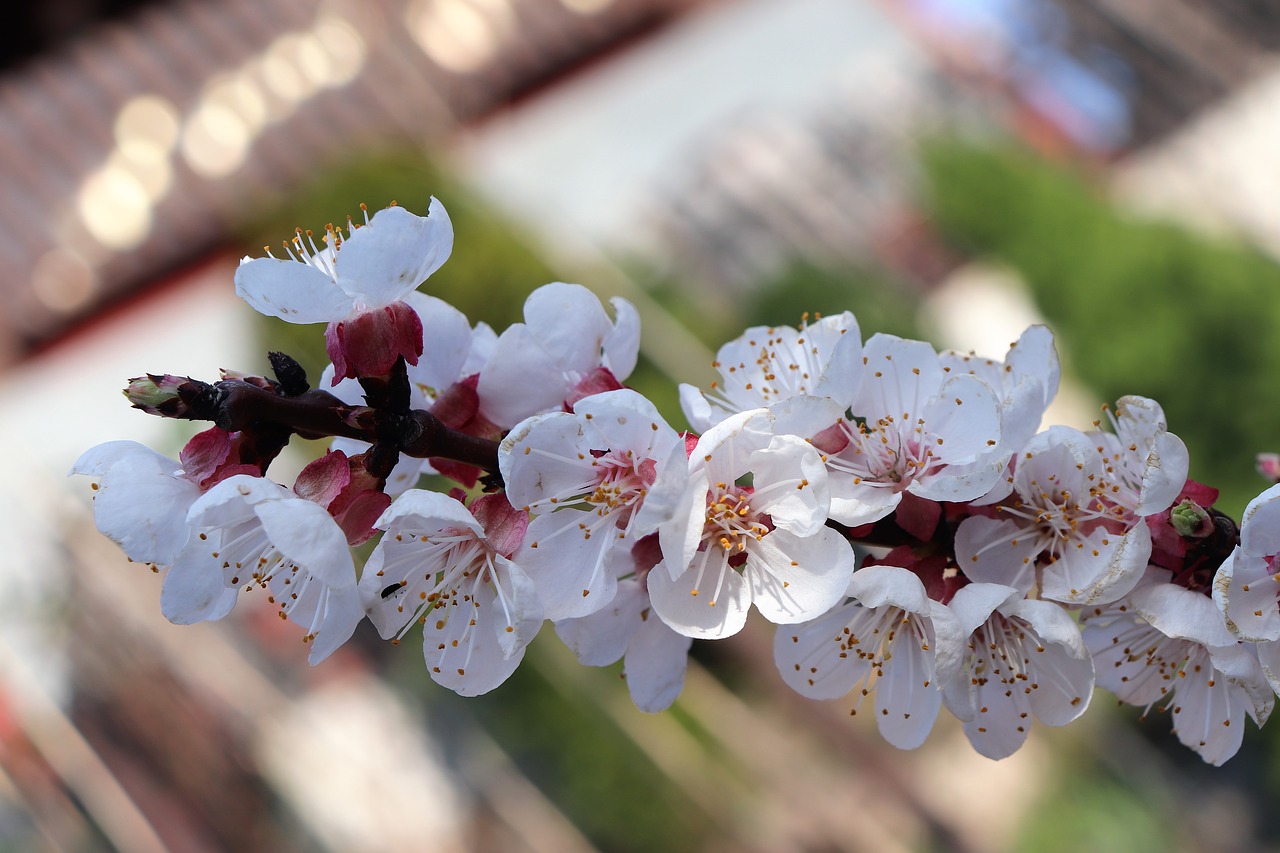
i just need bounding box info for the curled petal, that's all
[602,297,640,381]
[161,547,238,624]
[335,199,453,307]
[235,257,354,323]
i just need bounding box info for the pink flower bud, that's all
[1257,452,1280,483]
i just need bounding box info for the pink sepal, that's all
[469,493,529,558]
[564,367,624,411]
[326,301,424,383]
[295,450,391,546]
[428,374,504,487]
[811,420,850,455]
[180,428,259,490]
[179,428,231,486]
[294,450,351,508]
[895,492,941,541]
[330,487,391,547]
[1178,479,1219,508]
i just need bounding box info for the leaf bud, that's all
[1170,498,1213,539]
[124,374,190,416]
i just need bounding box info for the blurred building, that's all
[0,0,704,366]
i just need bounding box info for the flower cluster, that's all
[74,197,1280,765]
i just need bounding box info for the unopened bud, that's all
[1257,453,1280,483]
[124,374,189,416]
[1171,499,1213,539]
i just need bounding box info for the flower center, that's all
[586,449,653,516]
[702,484,770,556]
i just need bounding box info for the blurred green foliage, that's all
[922,142,1280,516]
[400,645,710,852]
[1014,765,1176,853]
[742,260,921,342]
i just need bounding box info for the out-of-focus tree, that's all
[923,142,1280,516]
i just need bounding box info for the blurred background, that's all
[4,0,1280,849]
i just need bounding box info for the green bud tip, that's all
[1171,499,1212,539]
[124,374,183,410]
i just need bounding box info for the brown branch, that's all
[142,376,501,474]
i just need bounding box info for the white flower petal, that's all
[1168,646,1246,766]
[574,389,679,461]
[1008,599,1093,726]
[255,498,356,590]
[405,291,472,393]
[961,678,1031,760]
[945,583,1019,636]
[846,565,930,612]
[161,545,239,624]
[1213,549,1280,642]
[749,435,830,537]
[518,510,621,621]
[373,488,481,537]
[500,412,597,508]
[679,382,716,433]
[1135,431,1189,516]
[492,555,544,656]
[875,634,943,750]
[1040,523,1151,606]
[774,601,867,700]
[555,579,645,667]
[828,483,901,528]
[235,256,354,323]
[334,199,453,307]
[648,554,750,640]
[746,528,853,625]
[854,335,945,419]
[1130,580,1237,648]
[478,325,564,427]
[602,296,640,381]
[953,515,1041,594]
[1209,642,1273,726]
[1240,483,1280,559]
[1005,324,1060,408]
[423,583,524,696]
[1255,639,1280,698]
[918,374,1002,465]
[623,608,692,712]
[521,283,612,372]
[304,585,365,665]
[76,443,198,566]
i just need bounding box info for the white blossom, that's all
[478,283,640,428]
[501,389,687,621]
[679,313,863,433]
[954,426,1152,604]
[649,409,853,639]
[362,491,542,696]
[775,566,964,749]
[163,475,363,663]
[71,441,202,568]
[943,583,1094,759]
[1085,575,1272,766]
[235,199,453,326]
[822,334,1004,526]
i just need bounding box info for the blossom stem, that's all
[143,373,502,474]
